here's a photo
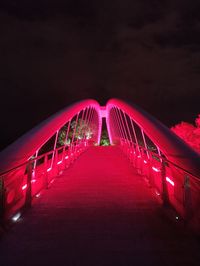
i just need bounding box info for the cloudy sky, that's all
[0,0,200,149]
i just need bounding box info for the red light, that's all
[166,177,175,186]
[144,160,147,164]
[152,166,160,172]
[57,160,62,165]
[47,167,52,172]
[22,184,27,190]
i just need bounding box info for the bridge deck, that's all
[0,146,200,266]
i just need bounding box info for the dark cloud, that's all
[0,1,200,150]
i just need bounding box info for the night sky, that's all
[1,0,200,150]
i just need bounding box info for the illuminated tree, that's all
[171,114,200,153]
[57,119,96,147]
[100,130,110,146]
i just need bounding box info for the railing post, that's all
[130,119,140,159]
[44,154,49,188]
[183,174,192,222]
[25,161,33,208]
[51,130,59,168]
[0,177,5,224]
[71,113,79,156]
[161,160,169,206]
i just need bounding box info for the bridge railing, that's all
[0,139,90,223]
[106,99,200,232]
[0,100,102,224]
[121,139,200,224]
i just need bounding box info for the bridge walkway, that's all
[0,146,200,266]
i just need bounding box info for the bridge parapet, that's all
[106,99,200,232]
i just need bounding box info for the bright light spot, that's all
[144,160,147,164]
[57,160,62,165]
[137,155,141,158]
[155,190,160,196]
[175,216,179,220]
[12,213,21,222]
[47,167,52,172]
[166,177,175,186]
[31,179,36,183]
[35,193,41,198]
[86,131,92,139]
[22,184,27,190]
[152,166,160,172]
[50,179,55,184]
[65,155,69,159]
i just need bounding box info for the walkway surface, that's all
[0,146,200,266]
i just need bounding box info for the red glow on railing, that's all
[144,160,147,164]
[65,155,69,159]
[152,166,160,172]
[57,160,62,165]
[166,177,175,186]
[47,167,52,172]
[31,179,36,183]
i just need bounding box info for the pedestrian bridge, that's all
[0,99,200,265]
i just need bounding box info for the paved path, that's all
[0,146,200,266]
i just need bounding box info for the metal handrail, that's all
[0,140,83,179]
[1,139,200,183]
[120,139,200,181]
